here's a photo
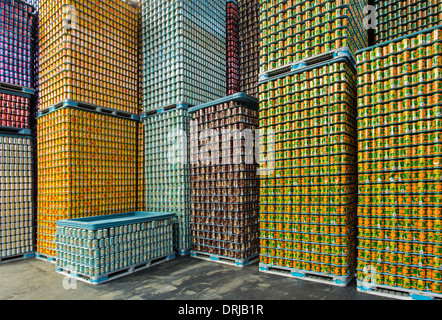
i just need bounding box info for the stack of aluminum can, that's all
[189,95,260,266]
[257,0,365,286]
[226,0,240,95]
[0,134,34,262]
[356,26,442,298]
[259,0,367,74]
[239,0,260,98]
[140,0,227,112]
[37,107,138,259]
[55,212,175,284]
[0,0,35,88]
[0,0,36,263]
[36,0,140,261]
[39,0,139,114]
[143,108,191,255]
[258,58,358,285]
[375,0,442,44]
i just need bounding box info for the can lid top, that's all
[57,212,176,230]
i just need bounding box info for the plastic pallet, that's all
[188,92,258,114]
[0,126,33,136]
[357,281,442,301]
[0,82,35,95]
[35,253,57,264]
[190,251,259,268]
[0,252,35,264]
[176,248,191,256]
[55,253,176,285]
[258,47,356,83]
[37,100,140,121]
[141,102,190,120]
[259,263,354,287]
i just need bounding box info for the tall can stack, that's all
[143,108,191,256]
[226,0,240,95]
[375,0,442,44]
[239,0,260,98]
[141,0,227,112]
[257,0,366,286]
[36,107,138,260]
[36,0,140,261]
[258,0,367,75]
[0,0,36,264]
[356,26,442,299]
[189,94,260,267]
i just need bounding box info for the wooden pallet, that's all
[56,253,176,285]
[191,251,259,268]
[357,281,442,301]
[259,263,354,287]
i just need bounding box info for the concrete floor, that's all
[0,255,389,300]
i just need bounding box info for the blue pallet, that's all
[0,126,33,136]
[141,102,190,120]
[35,253,57,264]
[258,51,356,84]
[56,253,176,285]
[0,82,35,95]
[37,100,141,121]
[259,263,355,287]
[357,281,442,301]
[190,251,259,268]
[0,252,35,264]
[176,248,191,256]
[188,92,258,114]
[57,212,175,231]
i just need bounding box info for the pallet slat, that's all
[191,251,259,268]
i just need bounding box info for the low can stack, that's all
[189,93,260,267]
[356,26,442,299]
[55,212,175,285]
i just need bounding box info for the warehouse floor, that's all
[0,255,389,300]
